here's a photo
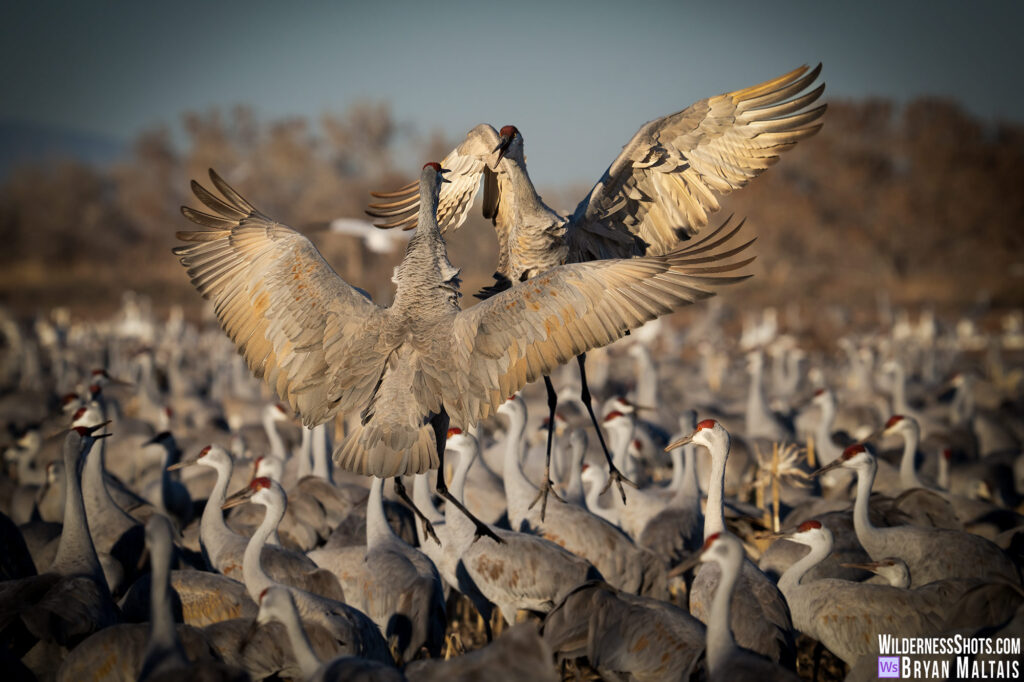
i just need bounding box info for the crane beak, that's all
[493,135,511,164]
[222,486,255,510]
[667,551,702,578]
[438,168,452,184]
[839,561,884,573]
[166,458,194,471]
[664,432,695,452]
[812,459,844,477]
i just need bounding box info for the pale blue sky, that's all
[2,1,1021,186]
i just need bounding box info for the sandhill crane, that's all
[245,586,405,682]
[55,514,231,682]
[698,533,799,681]
[498,395,667,598]
[815,444,1021,586]
[169,445,344,597]
[665,419,796,666]
[445,430,600,628]
[405,622,558,682]
[540,580,704,681]
[775,520,947,666]
[360,476,446,664]
[176,164,753,538]
[221,477,392,663]
[0,425,119,679]
[368,66,824,505]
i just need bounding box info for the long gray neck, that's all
[297,427,313,480]
[52,434,106,589]
[142,520,187,677]
[815,397,837,461]
[704,435,729,539]
[898,423,923,489]
[501,402,537,526]
[277,598,322,678]
[706,548,740,672]
[262,412,286,460]
[311,423,333,483]
[852,461,880,551]
[677,443,700,509]
[778,535,831,596]
[413,473,443,526]
[366,477,397,548]
[445,444,477,547]
[199,457,237,569]
[500,154,549,218]
[243,493,283,600]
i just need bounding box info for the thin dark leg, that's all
[528,376,564,520]
[431,413,503,544]
[393,476,440,545]
[577,353,635,503]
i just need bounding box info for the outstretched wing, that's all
[174,170,386,425]
[366,123,501,234]
[569,64,825,259]
[450,216,754,425]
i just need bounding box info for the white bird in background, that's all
[367,64,825,506]
[175,163,753,537]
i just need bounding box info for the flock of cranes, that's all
[1,62,1023,681]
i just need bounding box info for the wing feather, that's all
[366,124,500,234]
[452,216,754,425]
[174,169,385,425]
[570,64,825,257]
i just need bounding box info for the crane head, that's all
[494,125,520,163]
[814,443,873,476]
[421,162,451,183]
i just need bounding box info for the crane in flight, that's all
[174,163,753,538]
[367,64,825,506]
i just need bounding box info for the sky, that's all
[2,1,1022,187]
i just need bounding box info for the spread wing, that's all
[450,216,754,425]
[174,170,386,425]
[366,123,501,234]
[569,64,825,259]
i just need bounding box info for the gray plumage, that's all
[174,164,753,479]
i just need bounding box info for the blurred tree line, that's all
[0,97,1022,320]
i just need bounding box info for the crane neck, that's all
[52,435,107,589]
[444,443,478,547]
[366,477,398,548]
[583,468,618,526]
[778,535,832,596]
[277,600,322,678]
[898,423,923,490]
[142,521,187,678]
[703,435,729,539]
[676,443,701,509]
[705,544,740,672]
[297,427,313,480]
[413,473,444,526]
[851,460,880,547]
[608,418,636,472]
[262,412,287,460]
[890,364,910,415]
[199,457,236,570]
[311,423,333,483]
[499,154,551,218]
[243,491,285,600]
[500,402,537,527]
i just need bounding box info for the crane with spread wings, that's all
[174,163,753,537]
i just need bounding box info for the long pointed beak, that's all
[813,459,845,477]
[493,135,511,164]
[840,561,883,572]
[439,168,452,184]
[667,551,701,578]
[222,486,254,510]
[166,459,194,471]
[664,432,695,451]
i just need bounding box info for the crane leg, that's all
[431,413,503,544]
[528,376,565,521]
[393,476,440,545]
[577,353,635,504]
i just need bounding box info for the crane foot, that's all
[527,478,564,522]
[600,463,636,505]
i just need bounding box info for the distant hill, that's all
[0,119,126,178]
